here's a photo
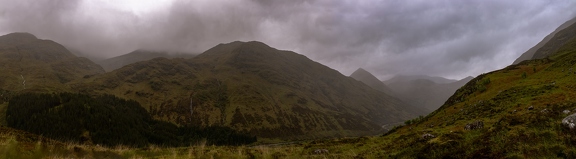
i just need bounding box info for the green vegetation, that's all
[6,93,255,147]
[73,41,422,141]
[522,71,527,79]
[475,77,491,93]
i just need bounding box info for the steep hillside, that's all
[530,17,576,60]
[97,50,196,72]
[349,68,395,95]
[0,32,104,92]
[513,16,576,64]
[298,19,576,158]
[75,41,424,140]
[383,75,472,112]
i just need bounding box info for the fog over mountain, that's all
[1,0,575,79]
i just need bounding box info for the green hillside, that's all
[0,32,104,92]
[293,18,576,158]
[73,41,424,141]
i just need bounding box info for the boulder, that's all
[421,133,435,140]
[465,120,484,130]
[528,105,534,110]
[314,149,329,154]
[562,113,576,130]
[564,110,571,114]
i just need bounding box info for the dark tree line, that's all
[6,92,256,147]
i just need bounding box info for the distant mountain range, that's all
[384,74,457,85]
[349,68,396,96]
[75,41,424,139]
[0,34,424,141]
[384,75,473,112]
[349,68,472,112]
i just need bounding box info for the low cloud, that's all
[1,0,575,79]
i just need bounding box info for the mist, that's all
[1,0,575,79]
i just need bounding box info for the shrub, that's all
[521,72,527,79]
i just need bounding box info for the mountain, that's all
[74,41,424,140]
[96,50,196,72]
[382,75,472,112]
[349,68,395,95]
[0,32,104,92]
[513,16,576,64]
[384,74,457,85]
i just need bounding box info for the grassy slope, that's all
[293,33,576,158]
[0,33,104,93]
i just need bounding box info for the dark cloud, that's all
[1,0,575,79]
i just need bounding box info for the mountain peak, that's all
[0,32,39,47]
[198,41,274,58]
[350,68,396,95]
[1,32,37,39]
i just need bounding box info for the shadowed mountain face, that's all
[75,41,424,140]
[513,16,576,64]
[383,75,473,112]
[384,75,457,85]
[350,68,396,95]
[0,32,104,92]
[96,50,196,72]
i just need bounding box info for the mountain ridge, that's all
[513,16,576,64]
[97,49,196,72]
[71,40,424,140]
[349,68,396,96]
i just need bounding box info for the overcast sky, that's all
[1,0,575,80]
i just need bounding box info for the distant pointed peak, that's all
[350,68,372,76]
[354,68,368,72]
[352,68,376,76]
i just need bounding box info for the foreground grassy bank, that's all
[0,126,361,158]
